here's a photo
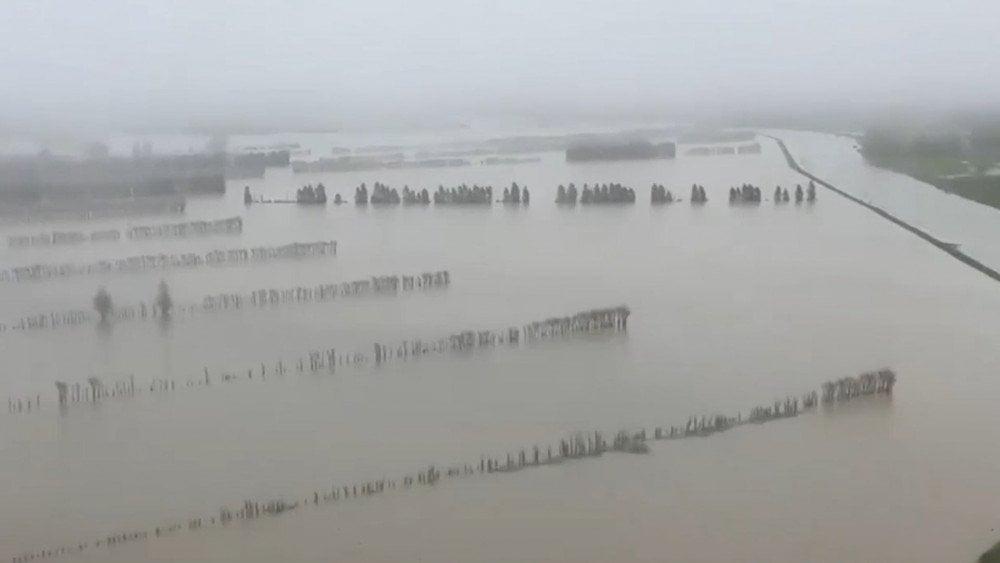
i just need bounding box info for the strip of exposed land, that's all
[768,135,1000,285]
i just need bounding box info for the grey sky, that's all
[2,0,998,131]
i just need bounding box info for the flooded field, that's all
[2,131,999,562]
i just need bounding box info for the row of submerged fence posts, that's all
[12,318,892,425]
[7,426,645,561]
[3,271,448,334]
[125,216,243,240]
[11,376,142,414]
[7,217,242,249]
[5,310,94,332]
[7,229,121,249]
[3,304,198,333]
[2,240,337,283]
[204,270,450,311]
[9,369,897,562]
[7,395,40,413]
[6,216,241,252]
[53,376,137,406]
[648,370,895,443]
[17,306,628,415]
[820,369,895,403]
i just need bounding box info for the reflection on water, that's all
[2,132,1000,562]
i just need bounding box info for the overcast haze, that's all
[2,0,999,132]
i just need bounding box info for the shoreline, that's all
[768,135,1000,285]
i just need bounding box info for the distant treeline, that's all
[566,140,676,162]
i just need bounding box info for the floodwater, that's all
[1,131,999,562]
[780,129,1000,272]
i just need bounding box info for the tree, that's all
[93,287,113,324]
[155,280,173,318]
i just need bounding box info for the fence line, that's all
[5,305,627,415]
[4,216,241,250]
[8,368,896,562]
[1,241,337,283]
[0,270,448,334]
[125,216,243,240]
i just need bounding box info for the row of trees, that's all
[93,281,173,324]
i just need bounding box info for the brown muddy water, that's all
[1,132,999,562]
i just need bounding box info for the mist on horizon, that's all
[1,0,998,135]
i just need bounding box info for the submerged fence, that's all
[7,230,118,248]
[125,216,243,240]
[0,270,449,334]
[5,305,628,414]
[202,270,450,310]
[5,217,241,249]
[8,368,896,562]
[1,241,337,283]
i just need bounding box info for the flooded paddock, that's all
[2,131,1000,562]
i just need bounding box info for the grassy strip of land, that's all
[980,540,1000,563]
[865,153,1000,211]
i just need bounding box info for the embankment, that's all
[768,135,1000,285]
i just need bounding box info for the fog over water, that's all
[2,0,999,132]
